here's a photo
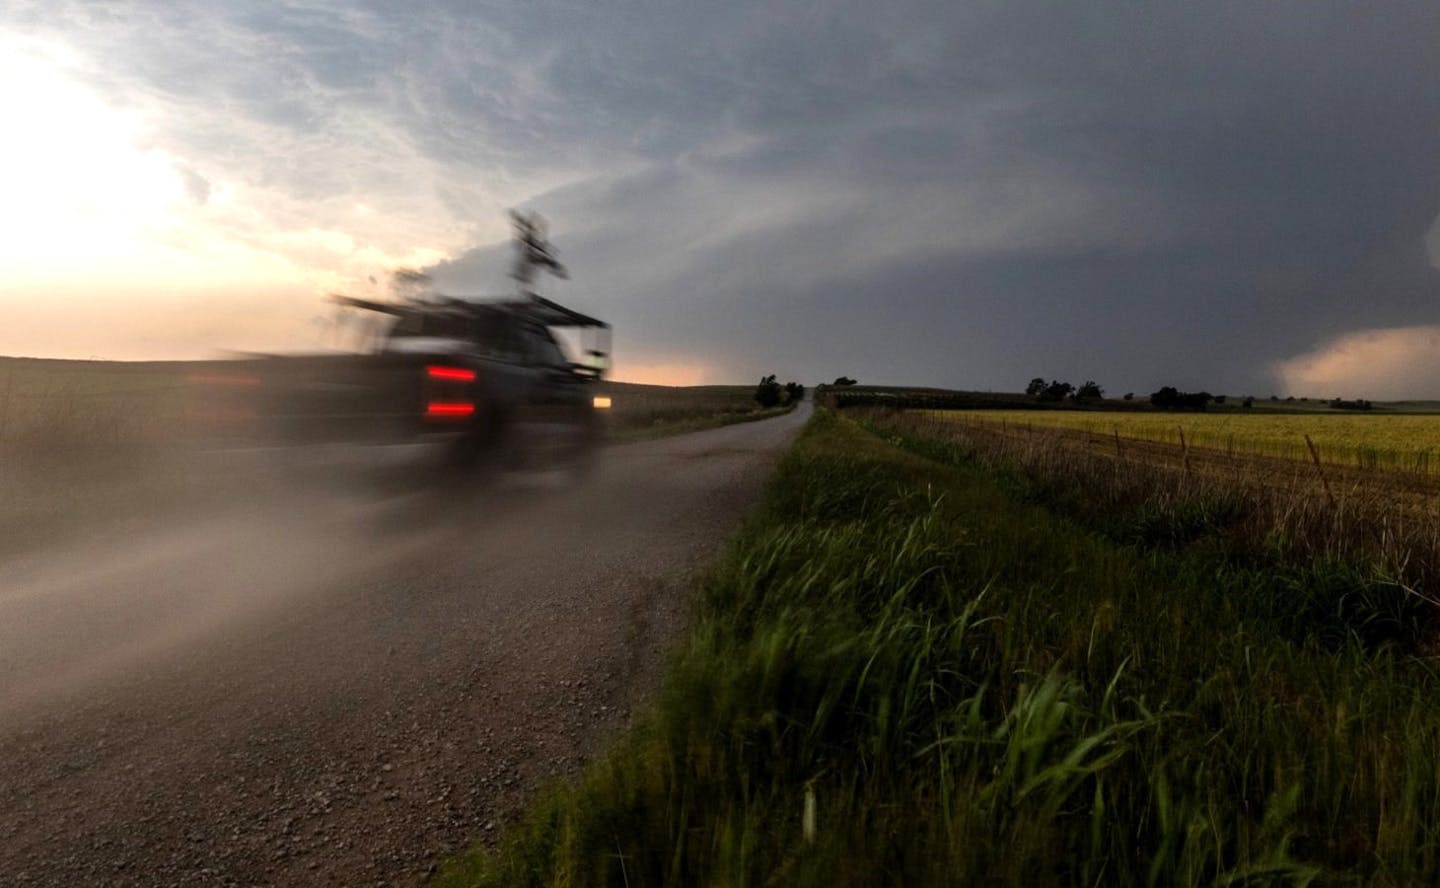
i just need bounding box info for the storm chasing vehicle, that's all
[197,213,611,474]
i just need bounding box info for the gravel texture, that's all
[0,404,809,887]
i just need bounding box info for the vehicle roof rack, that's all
[330,295,412,316]
[332,293,608,330]
[500,294,609,330]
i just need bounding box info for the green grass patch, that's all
[436,409,1440,886]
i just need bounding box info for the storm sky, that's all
[3,1,1438,395]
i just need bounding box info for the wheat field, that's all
[927,409,1440,473]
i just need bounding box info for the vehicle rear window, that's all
[388,312,469,339]
[386,307,531,362]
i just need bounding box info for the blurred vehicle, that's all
[192,213,611,475]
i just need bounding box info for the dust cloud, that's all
[0,445,563,720]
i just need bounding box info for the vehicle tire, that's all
[564,417,603,481]
[447,407,511,475]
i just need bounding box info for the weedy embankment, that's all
[437,408,1440,886]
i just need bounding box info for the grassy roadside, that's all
[436,408,1440,886]
[604,402,796,442]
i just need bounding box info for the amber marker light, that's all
[592,396,612,409]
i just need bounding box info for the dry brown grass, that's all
[0,358,189,466]
[869,408,1440,609]
[596,381,775,439]
[0,360,773,556]
[0,359,204,557]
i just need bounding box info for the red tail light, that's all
[427,365,475,382]
[426,402,475,418]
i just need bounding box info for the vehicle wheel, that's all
[447,408,511,475]
[564,420,603,481]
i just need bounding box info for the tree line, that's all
[1025,378,1104,403]
[1026,378,1375,412]
[754,375,805,407]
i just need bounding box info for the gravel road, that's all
[0,403,809,887]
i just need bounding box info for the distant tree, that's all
[1026,377,1047,397]
[1329,397,1373,411]
[1213,394,1227,404]
[1270,395,1279,401]
[1242,396,1254,408]
[1151,386,1213,410]
[1123,392,1134,401]
[832,376,857,387]
[784,381,805,403]
[1075,380,1104,401]
[754,375,782,407]
[1039,380,1074,402]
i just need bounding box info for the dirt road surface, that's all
[0,404,809,887]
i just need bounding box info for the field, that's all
[0,358,191,464]
[931,408,1440,474]
[0,357,777,556]
[594,381,787,439]
[439,406,1440,886]
[0,358,774,462]
[0,358,201,557]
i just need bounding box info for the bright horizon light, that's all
[0,37,190,281]
[0,32,455,360]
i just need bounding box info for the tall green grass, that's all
[437,409,1440,886]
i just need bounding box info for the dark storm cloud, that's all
[424,1,1440,390]
[14,0,1438,390]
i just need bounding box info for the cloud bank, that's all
[1275,327,1440,401]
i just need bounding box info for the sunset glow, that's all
[0,32,453,360]
[611,362,714,387]
[0,39,188,280]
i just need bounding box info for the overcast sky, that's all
[2,1,1438,395]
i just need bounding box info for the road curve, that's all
[0,403,811,887]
